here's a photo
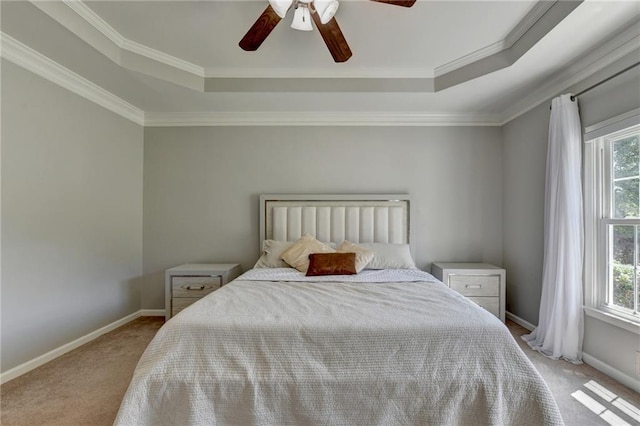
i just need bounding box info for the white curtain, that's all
[522,94,584,364]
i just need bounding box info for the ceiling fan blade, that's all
[311,14,352,63]
[369,0,416,7]
[239,5,282,51]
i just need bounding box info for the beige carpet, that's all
[1,317,638,426]
[1,316,163,426]
[507,322,640,426]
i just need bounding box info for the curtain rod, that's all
[550,61,640,109]
[571,61,640,101]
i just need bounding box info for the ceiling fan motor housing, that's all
[241,0,414,62]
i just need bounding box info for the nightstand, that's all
[165,263,242,321]
[431,262,506,322]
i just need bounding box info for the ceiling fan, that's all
[239,0,416,63]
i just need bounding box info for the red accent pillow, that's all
[306,252,357,276]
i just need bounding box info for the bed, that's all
[115,194,563,426]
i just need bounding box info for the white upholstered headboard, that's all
[259,194,411,250]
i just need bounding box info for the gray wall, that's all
[502,53,640,379]
[142,126,503,309]
[1,61,144,372]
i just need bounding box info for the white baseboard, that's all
[0,309,151,384]
[506,311,536,331]
[140,309,165,317]
[582,352,640,393]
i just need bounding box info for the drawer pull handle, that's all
[186,285,205,290]
[465,285,482,289]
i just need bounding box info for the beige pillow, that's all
[337,240,375,273]
[280,234,335,273]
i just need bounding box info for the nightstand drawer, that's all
[449,275,499,297]
[171,297,201,316]
[172,276,221,298]
[165,263,242,321]
[467,296,500,317]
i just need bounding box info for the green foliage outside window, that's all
[612,262,634,310]
[613,136,639,218]
[610,134,640,311]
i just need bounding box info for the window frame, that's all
[584,118,640,335]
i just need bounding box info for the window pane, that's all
[611,225,635,310]
[637,226,640,313]
[612,135,639,179]
[613,178,639,218]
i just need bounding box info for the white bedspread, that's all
[238,267,438,283]
[115,272,563,426]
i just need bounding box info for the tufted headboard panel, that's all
[259,194,411,249]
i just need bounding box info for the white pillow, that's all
[254,240,294,269]
[336,240,375,273]
[280,234,335,273]
[357,243,416,270]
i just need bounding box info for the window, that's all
[585,120,640,330]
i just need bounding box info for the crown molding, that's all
[119,38,205,76]
[30,0,204,91]
[0,32,145,125]
[435,0,555,77]
[434,40,506,78]
[144,111,502,127]
[61,0,124,46]
[499,23,640,125]
[0,29,502,127]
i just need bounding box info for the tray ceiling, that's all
[1,0,639,125]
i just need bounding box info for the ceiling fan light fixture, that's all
[313,0,339,24]
[268,0,294,18]
[291,5,313,31]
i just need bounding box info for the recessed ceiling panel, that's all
[86,0,537,75]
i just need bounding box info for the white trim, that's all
[584,307,640,336]
[582,352,640,393]
[0,311,142,384]
[500,24,640,125]
[584,108,640,141]
[0,32,145,126]
[140,309,165,317]
[61,0,124,47]
[506,311,536,331]
[583,122,640,332]
[583,138,600,309]
[144,111,502,127]
[120,38,205,76]
[435,39,506,77]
